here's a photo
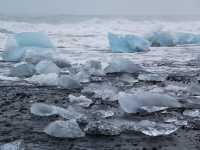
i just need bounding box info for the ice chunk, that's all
[36,60,60,74]
[104,58,144,74]
[134,120,179,136]
[183,109,200,117]
[31,103,84,120]
[146,31,175,47]
[44,120,85,138]
[82,82,118,101]
[24,48,55,64]
[9,62,35,78]
[138,73,165,82]
[2,32,54,62]
[140,106,168,113]
[2,47,25,62]
[174,32,200,45]
[0,140,25,150]
[14,32,54,48]
[118,91,181,113]
[26,73,58,86]
[187,83,200,96]
[58,75,82,89]
[84,120,122,136]
[108,33,150,53]
[68,94,93,108]
[92,110,114,118]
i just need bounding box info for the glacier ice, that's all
[36,60,60,74]
[14,32,54,48]
[84,120,122,136]
[108,33,150,53]
[31,103,57,117]
[31,103,84,120]
[2,32,54,62]
[146,31,175,47]
[26,73,58,86]
[68,94,93,108]
[44,120,85,138]
[134,120,179,136]
[174,32,200,45]
[9,62,35,78]
[104,58,144,74]
[24,48,55,64]
[0,140,25,150]
[58,75,82,89]
[118,91,181,113]
[183,109,200,117]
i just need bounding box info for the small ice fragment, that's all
[58,75,82,89]
[187,83,200,96]
[68,95,93,108]
[134,120,179,136]
[9,62,35,78]
[183,109,200,117]
[93,110,114,118]
[0,140,25,150]
[164,117,188,126]
[26,73,58,86]
[104,58,144,74]
[0,75,19,81]
[84,120,121,136]
[146,31,175,47]
[36,60,60,74]
[138,73,165,82]
[118,74,138,84]
[44,120,85,138]
[31,103,57,117]
[108,33,150,53]
[74,70,90,83]
[14,32,54,48]
[118,91,181,113]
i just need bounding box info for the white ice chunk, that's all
[31,103,57,117]
[108,33,150,53]
[44,120,85,138]
[58,75,81,89]
[138,73,165,82]
[9,62,35,78]
[36,60,60,74]
[0,140,25,150]
[118,91,181,113]
[68,94,93,108]
[104,58,144,74]
[183,109,200,117]
[26,73,58,86]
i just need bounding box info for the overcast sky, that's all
[0,0,199,16]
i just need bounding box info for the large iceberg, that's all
[146,31,175,47]
[118,91,181,113]
[108,33,150,53]
[2,32,54,62]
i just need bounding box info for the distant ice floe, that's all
[108,33,150,53]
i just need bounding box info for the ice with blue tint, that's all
[2,32,54,62]
[35,60,60,74]
[118,91,181,113]
[108,33,150,53]
[0,140,25,150]
[146,31,175,47]
[174,32,200,45]
[14,32,54,48]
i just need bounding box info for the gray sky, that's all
[0,0,199,16]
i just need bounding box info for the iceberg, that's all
[174,32,200,45]
[108,33,150,53]
[104,58,144,74]
[9,62,35,78]
[2,32,54,62]
[118,91,181,113]
[44,120,85,138]
[146,31,175,47]
[35,60,60,74]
